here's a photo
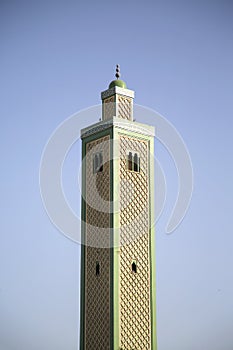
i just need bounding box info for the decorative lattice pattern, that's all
[119,135,151,350]
[103,96,115,120]
[118,96,132,120]
[85,135,111,349]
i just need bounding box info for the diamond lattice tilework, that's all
[103,96,115,120]
[119,135,151,350]
[118,96,132,120]
[85,135,111,350]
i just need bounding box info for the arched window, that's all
[99,152,103,172]
[128,152,133,171]
[127,151,140,172]
[132,261,137,273]
[93,152,103,173]
[134,153,140,172]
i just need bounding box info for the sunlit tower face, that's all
[80,66,156,350]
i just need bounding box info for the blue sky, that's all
[1,0,233,349]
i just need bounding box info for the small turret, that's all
[101,65,134,121]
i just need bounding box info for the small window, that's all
[132,261,137,273]
[93,152,103,173]
[127,151,140,172]
[96,262,100,276]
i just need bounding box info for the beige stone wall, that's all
[103,96,115,120]
[103,95,133,121]
[85,135,111,349]
[119,135,151,350]
[118,96,132,120]
[83,133,151,350]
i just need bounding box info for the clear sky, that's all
[1,0,233,349]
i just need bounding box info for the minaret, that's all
[80,66,156,350]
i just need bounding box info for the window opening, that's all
[132,262,137,273]
[93,152,103,173]
[96,262,100,276]
[127,151,140,172]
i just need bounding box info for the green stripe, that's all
[149,137,157,350]
[80,140,86,350]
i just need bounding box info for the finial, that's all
[108,64,127,89]
[115,64,120,79]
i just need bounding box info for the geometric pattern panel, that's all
[85,135,111,350]
[103,96,115,120]
[86,135,111,247]
[119,135,151,350]
[118,96,132,120]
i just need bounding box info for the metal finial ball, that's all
[115,64,121,79]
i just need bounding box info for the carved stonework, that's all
[85,135,111,350]
[101,85,135,100]
[117,95,132,120]
[119,135,151,350]
[81,118,155,139]
[103,96,115,120]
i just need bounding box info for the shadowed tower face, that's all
[80,66,157,350]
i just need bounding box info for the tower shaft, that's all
[80,73,156,350]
